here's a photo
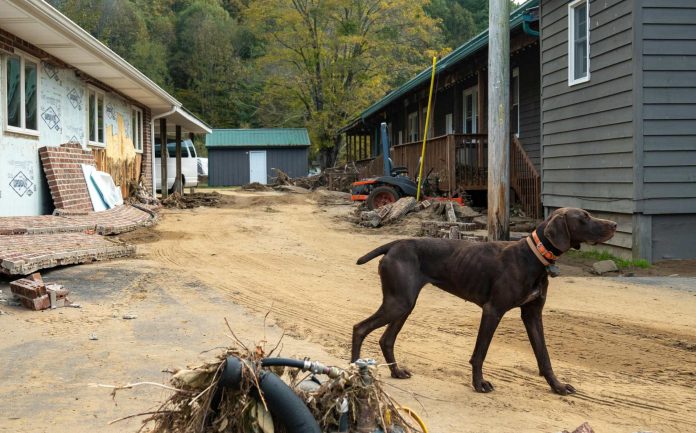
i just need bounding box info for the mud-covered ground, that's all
[1,190,695,433]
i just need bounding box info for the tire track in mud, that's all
[147,196,696,432]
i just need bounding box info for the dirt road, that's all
[2,190,695,433]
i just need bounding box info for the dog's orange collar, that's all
[526,230,560,267]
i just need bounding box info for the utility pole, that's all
[488,0,510,241]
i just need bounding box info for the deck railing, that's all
[352,133,540,218]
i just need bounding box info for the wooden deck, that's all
[354,133,541,218]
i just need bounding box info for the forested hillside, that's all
[48,0,498,165]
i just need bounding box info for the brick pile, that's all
[9,273,72,310]
[0,232,136,275]
[39,142,96,212]
[0,204,158,236]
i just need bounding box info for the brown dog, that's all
[351,207,616,395]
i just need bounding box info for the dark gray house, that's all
[539,0,696,262]
[206,129,310,186]
[341,0,696,262]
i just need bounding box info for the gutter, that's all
[14,0,180,108]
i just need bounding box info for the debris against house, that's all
[274,184,311,194]
[160,192,231,209]
[9,273,74,310]
[272,165,360,193]
[241,182,271,192]
[359,197,417,227]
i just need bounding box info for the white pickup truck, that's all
[154,139,199,192]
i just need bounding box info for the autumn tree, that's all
[245,0,443,167]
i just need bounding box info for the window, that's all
[463,86,478,133]
[397,130,403,145]
[421,107,434,139]
[87,88,105,146]
[445,113,453,134]
[568,0,590,85]
[511,67,520,136]
[407,112,418,142]
[4,53,38,135]
[131,106,143,152]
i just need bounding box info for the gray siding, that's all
[651,214,696,261]
[540,0,635,217]
[208,147,309,186]
[515,44,542,170]
[640,0,696,214]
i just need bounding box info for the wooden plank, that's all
[644,184,696,199]
[644,135,696,151]
[543,194,635,213]
[542,182,634,199]
[644,104,696,120]
[644,120,696,135]
[643,0,696,7]
[542,76,632,111]
[644,40,696,55]
[543,168,633,183]
[643,198,696,214]
[544,152,633,169]
[644,167,696,183]
[644,55,696,71]
[643,23,696,40]
[543,106,633,134]
[644,87,696,104]
[643,7,696,25]
[591,15,633,45]
[159,118,168,198]
[543,91,632,123]
[542,60,632,99]
[644,71,696,87]
[591,32,632,60]
[543,122,633,146]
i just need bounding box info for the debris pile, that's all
[272,168,327,191]
[110,332,420,433]
[161,192,230,209]
[9,273,75,310]
[241,182,271,192]
[358,197,418,228]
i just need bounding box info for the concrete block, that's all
[592,260,619,275]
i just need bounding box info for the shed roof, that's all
[339,0,539,132]
[206,129,311,148]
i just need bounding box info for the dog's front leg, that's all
[469,303,503,393]
[521,299,576,395]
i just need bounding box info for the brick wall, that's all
[39,143,95,212]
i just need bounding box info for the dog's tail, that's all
[356,240,401,265]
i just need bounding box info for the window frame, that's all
[87,86,106,147]
[131,105,144,153]
[3,51,40,137]
[568,0,590,86]
[463,86,478,134]
[407,111,418,143]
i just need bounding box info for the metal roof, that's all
[341,0,539,131]
[206,128,311,148]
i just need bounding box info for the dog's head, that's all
[542,208,617,252]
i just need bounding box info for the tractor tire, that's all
[367,186,399,210]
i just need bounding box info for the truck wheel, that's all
[367,186,398,210]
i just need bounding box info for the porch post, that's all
[488,0,510,241]
[175,125,182,194]
[159,118,168,199]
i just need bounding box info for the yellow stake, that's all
[416,56,437,202]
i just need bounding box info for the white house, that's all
[0,0,210,216]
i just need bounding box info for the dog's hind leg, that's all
[379,311,414,378]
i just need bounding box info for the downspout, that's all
[150,106,178,198]
[522,8,540,37]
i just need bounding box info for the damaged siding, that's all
[0,30,150,216]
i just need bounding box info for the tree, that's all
[245,0,443,167]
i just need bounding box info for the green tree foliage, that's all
[244,0,443,166]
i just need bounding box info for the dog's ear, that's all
[544,213,571,252]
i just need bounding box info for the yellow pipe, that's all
[398,406,429,433]
[416,56,437,201]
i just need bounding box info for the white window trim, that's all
[512,67,520,137]
[463,86,478,134]
[131,105,144,153]
[2,51,40,137]
[445,113,454,134]
[407,111,418,142]
[87,86,106,147]
[568,0,590,86]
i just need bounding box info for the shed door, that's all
[249,150,267,184]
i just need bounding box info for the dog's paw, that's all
[473,379,495,393]
[552,383,576,395]
[390,367,412,379]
